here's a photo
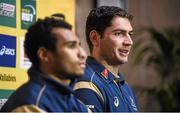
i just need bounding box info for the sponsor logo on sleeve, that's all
[129,96,138,111]
[101,68,109,79]
[0,34,16,67]
[87,105,94,109]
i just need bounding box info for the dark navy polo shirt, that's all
[74,56,138,112]
[1,67,88,112]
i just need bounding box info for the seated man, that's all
[1,14,90,112]
[74,6,138,112]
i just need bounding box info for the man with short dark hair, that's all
[74,6,138,112]
[1,14,89,112]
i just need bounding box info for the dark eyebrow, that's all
[112,29,133,33]
[65,40,77,44]
[63,40,80,46]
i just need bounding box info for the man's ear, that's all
[89,30,101,47]
[37,47,50,63]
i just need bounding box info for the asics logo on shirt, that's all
[114,96,119,107]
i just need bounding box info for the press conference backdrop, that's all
[0,0,75,109]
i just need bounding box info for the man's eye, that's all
[129,32,133,36]
[114,32,123,37]
[67,43,76,48]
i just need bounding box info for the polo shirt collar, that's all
[86,56,125,84]
[28,66,74,94]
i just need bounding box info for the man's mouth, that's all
[118,49,129,57]
[78,62,86,69]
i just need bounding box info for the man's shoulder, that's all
[0,81,43,111]
[77,64,100,82]
[75,64,107,93]
[10,81,44,102]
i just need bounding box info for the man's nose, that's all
[123,35,133,46]
[78,47,87,60]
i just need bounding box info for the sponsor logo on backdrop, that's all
[0,99,7,109]
[0,73,16,82]
[21,0,36,29]
[0,2,15,17]
[0,34,16,67]
[0,90,14,109]
[0,46,15,56]
[0,0,16,27]
[20,38,31,69]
